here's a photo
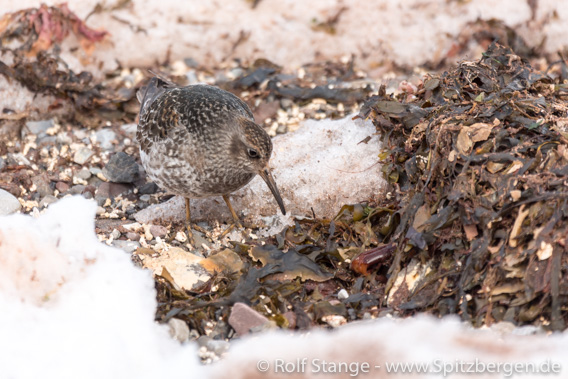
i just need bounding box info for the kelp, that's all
[359,42,568,330]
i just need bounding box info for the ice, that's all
[2,196,568,378]
[134,115,385,227]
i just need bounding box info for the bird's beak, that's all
[259,168,286,215]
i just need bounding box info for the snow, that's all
[2,0,567,81]
[2,196,568,378]
[0,197,203,378]
[134,114,384,228]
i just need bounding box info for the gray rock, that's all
[31,173,53,197]
[228,302,271,335]
[75,168,92,180]
[39,195,58,208]
[0,157,5,171]
[0,189,21,215]
[69,185,86,195]
[112,240,140,254]
[197,336,230,356]
[102,152,139,183]
[168,318,190,343]
[73,147,94,165]
[26,119,54,138]
[139,194,151,202]
[149,224,168,238]
[120,123,138,138]
[183,57,199,68]
[94,128,117,150]
[139,182,159,195]
[280,98,294,109]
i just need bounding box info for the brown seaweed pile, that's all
[359,42,568,330]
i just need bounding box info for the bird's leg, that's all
[184,197,195,245]
[184,198,209,245]
[222,195,243,228]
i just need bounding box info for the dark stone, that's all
[138,182,159,195]
[55,181,70,193]
[96,182,133,201]
[102,152,140,183]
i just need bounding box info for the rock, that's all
[94,128,117,150]
[125,232,140,241]
[0,189,21,215]
[111,240,140,254]
[120,123,138,139]
[75,168,91,180]
[26,119,54,138]
[280,98,294,109]
[73,147,94,165]
[39,195,58,208]
[140,247,211,291]
[69,185,86,195]
[168,318,190,343]
[102,152,139,183]
[138,182,158,195]
[149,225,168,238]
[337,289,349,300]
[282,311,297,329]
[139,194,151,202]
[198,336,230,356]
[31,173,53,197]
[110,229,121,240]
[228,302,271,335]
[55,181,70,193]
[0,157,5,171]
[95,182,133,201]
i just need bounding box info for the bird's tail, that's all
[136,71,178,114]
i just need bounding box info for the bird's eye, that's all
[247,148,260,159]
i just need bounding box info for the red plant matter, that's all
[0,3,108,55]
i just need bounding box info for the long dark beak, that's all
[259,168,286,215]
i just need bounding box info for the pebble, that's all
[120,123,138,138]
[228,302,271,335]
[198,336,230,356]
[69,185,86,195]
[337,288,349,300]
[112,240,140,254]
[0,157,5,171]
[26,119,54,138]
[0,189,22,215]
[125,232,140,241]
[149,225,168,238]
[39,195,58,208]
[55,181,70,193]
[168,318,190,343]
[31,173,53,197]
[94,128,117,150]
[102,152,139,183]
[73,147,94,165]
[96,206,105,215]
[110,229,121,240]
[280,98,294,109]
[139,194,151,202]
[138,182,159,195]
[75,168,92,180]
[95,182,133,201]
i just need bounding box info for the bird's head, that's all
[230,117,286,215]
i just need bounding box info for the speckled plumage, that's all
[136,76,286,225]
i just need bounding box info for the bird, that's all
[136,74,286,243]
